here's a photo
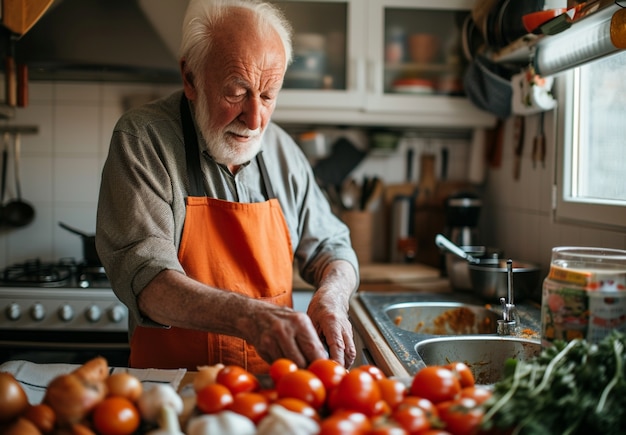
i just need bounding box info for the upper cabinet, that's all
[270,0,495,128]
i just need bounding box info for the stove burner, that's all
[1,259,74,287]
[0,258,111,288]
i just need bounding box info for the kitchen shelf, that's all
[0,124,38,134]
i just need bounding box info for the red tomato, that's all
[92,397,140,435]
[274,397,320,421]
[391,405,430,434]
[269,358,298,385]
[459,386,492,405]
[396,396,438,419]
[229,392,269,424]
[196,383,234,414]
[367,424,409,435]
[276,369,326,409]
[320,410,372,435]
[308,359,348,391]
[444,362,475,388]
[328,369,382,417]
[410,367,461,404]
[355,365,386,381]
[377,378,407,410]
[436,397,483,435]
[216,365,259,395]
[417,431,453,435]
[258,388,279,403]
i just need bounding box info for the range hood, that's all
[14,0,188,83]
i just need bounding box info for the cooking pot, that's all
[59,221,101,266]
[435,234,540,300]
[469,260,541,301]
[445,245,502,290]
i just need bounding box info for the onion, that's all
[0,372,29,422]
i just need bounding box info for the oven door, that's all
[0,329,130,366]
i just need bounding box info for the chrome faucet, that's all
[497,259,519,335]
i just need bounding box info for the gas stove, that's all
[0,258,128,333]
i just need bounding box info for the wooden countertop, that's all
[293,262,442,290]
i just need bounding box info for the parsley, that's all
[481,331,626,434]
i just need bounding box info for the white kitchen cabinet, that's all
[270,0,495,128]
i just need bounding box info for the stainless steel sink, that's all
[385,302,499,335]
[356,292,541,376]
[415,336,541,385]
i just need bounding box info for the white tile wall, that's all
[479,110,626,298]
[0,81,179,265]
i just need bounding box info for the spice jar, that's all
[541,247,626,347]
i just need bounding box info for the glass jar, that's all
[541,247,626,347]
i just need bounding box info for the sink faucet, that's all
[497,259,520,336]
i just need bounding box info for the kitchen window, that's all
[554,49,626,230]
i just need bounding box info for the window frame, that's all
[554,64,626,231]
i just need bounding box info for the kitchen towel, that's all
[0,359,187,404]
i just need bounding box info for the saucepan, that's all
[59,221,101,266]
[435,234,541,300]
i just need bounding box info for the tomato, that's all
[229,392,269,424]
[417,430,453,435]
[367,424,409,435]
[276,369,326,409]
[106,373,143,402]
[308,359,348,391]
[259,388,279,403]
[328,369,381,417]
[391,405,430,434]
[377,378,407,410]
[92,396,140,435]
[410,367,461,404]
[436,397,483,435]
[216,365,259,395]
[459,386,492,405]
[444,362,475,389]
[355,365,386,381]
[269,358,298,385]
[320,411,371,435]
[397,396,438,420]
[273,397,320,421]
[196,383,234,414]
[22,404,56,433]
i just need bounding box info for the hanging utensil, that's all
[0,134,8,223]
[4,133,35,227]
[532,112,545,169]
[513,115,525,180]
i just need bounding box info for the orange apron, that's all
[129,96,293,373]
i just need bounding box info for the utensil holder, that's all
[341,210,374,265]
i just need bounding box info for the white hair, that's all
[180,0,293,79]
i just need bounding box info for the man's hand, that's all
[307,260,358,368]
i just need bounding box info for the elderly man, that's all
[96,0,359,373]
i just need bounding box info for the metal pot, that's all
[445,245,501,290]
[469,260,541,301]
[59,221,101,266]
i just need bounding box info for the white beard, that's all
[194,92,264,167]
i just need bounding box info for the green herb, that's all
[481,331,626,435]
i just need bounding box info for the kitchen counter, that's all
[293,262,443,291]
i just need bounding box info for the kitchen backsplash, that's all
[0,81,180,267]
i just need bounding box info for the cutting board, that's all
[359,262,440,283]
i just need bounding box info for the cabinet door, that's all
[270,0,366,110]
[365,0,490,125]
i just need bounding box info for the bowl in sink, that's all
[415,336,541,384]
[385,301,499,335]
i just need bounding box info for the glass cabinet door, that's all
[269,0,366,110]
[366,0,475,114]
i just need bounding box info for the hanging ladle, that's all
[4,132,35,227]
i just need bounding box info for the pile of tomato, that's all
[195,358,493,435]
